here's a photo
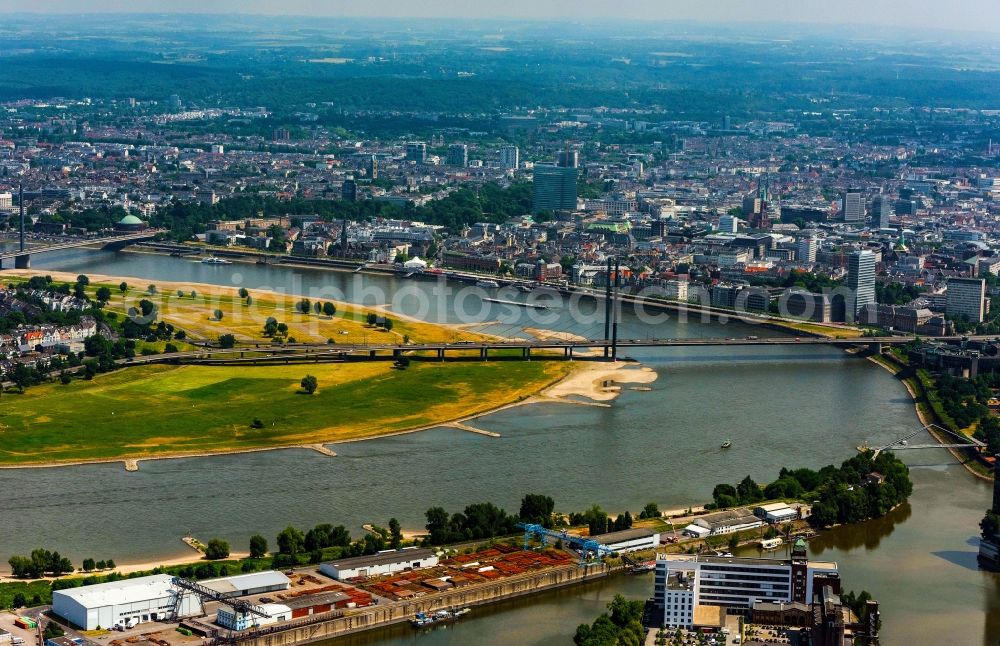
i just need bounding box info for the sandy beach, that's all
[542,361,658,402]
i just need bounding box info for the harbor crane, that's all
[169,577,271,623]
[518,523,617,566]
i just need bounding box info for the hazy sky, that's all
[6,0,1000,33]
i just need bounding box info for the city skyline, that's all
[2,0,1000,34]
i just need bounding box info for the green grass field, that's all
[0,361,570,465]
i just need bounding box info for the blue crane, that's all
[517,523,616,566]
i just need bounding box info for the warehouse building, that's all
[682,508,762,538]
[52,574,201,630]
[216,604,291,631]
[590,528,661,553]
[200,571,290,598]
[753,503,799,524]
[320,547,438,581]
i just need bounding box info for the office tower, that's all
[0,192,11,211]
[342,179,357,202]
[167,94,182,110]
[210,144,224,155]
[842,190,864,223]
[556,150,579,168]
[718,215,738,233]
[797,236,817,263]
[272,128,290,142]
[367,155,378,179]
[500,145,519,170]
[871,194,892,229]
[946,277,986,323]
[847,250,876,319]
[405,142,427,163]
[447,144,468,167]
[723,115,732,130]
[533,164,578,213]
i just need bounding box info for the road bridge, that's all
[0,230,161,268]
[113,334,988,368]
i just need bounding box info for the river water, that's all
[2,247,999,644]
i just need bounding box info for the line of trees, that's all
[8,549,74,578]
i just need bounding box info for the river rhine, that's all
[2,247,999,644]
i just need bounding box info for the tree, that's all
[300,375,318,394]
[219,334,236,348]
[519,493,555,527]
[277,526,305,555]
[147,284,158,295]
[249,534,268,558]
[322,302,336,316]
[205,539,230,560]
[76,274,89,287]
[639,502,661,519]
[263,317,278,336]
[105,559,115,569]
[119,281,129,295]
[214,309,223,321]
[96,286,112,304]
[982,510,1000,540]
[366,312,377,326]
[276,322,288,336]
[313,301,322,314]
[383,318,393,331]
[164,343,178,353]
[137,298,157,319]
[297,298,311,314]
[246,295,253,306]
[82,558,96,572]
[238,287,249,298]
[425,507,451,545]
[388,518,403,549]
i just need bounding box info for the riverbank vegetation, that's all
[573,594,645,646]
[0,360,570,465]
[707,451,913,529]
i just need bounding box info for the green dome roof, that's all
[119,214,144,225]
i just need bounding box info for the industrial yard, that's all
[12,542,609,646]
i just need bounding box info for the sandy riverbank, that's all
[542,361,658,402]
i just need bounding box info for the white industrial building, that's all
[216,604,291,631]
[320,547,438,581]
[201,571,290,598]
[52,575,201,630]
[682,508,763,537]
[590,528,661,553]
[753,502,799,524]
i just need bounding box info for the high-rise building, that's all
[797,236,817,263]
[342,179,357,202]
[872,194,893,229]
[405,142,427,163]
[272,128,290,142]
[655,541,839,628]
[499,145,520,170]
[847,250,876,319]
[946,277,986,323]
[718,215,738,233]
[446,144,468,167]
[556,150,579,168]
[842,191,864,223]
[0,192,11,211]
[167,94,182,111]
[366,155,378,179]
[533,164,578,213]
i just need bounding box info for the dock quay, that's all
[212,562,609,645]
